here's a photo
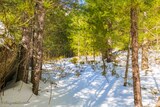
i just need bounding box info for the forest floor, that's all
[0,51,160,107]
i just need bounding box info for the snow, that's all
[0,52,160,107]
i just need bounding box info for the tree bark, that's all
[131,1,143,106]
[102,53,106,76]
[78,40,80,60]
[106,22,113,63]
[103,47,112,63]
[141,38,149,72]
[93,47,95,62]
[16,12,30,83]
[124,37,131,86]
[32,0,45,95]
[31,19,34,84]
[107,48,112,62]
[103,38,112,63]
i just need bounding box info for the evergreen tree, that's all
[131,0,142,106]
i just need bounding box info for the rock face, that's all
[156,97,160,107]
[0,21,17,89]
[0,46,18,90]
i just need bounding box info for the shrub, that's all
[70,57,78,64]
[111,68,116,76]
[101,71,106,76]
[87,60,95,64]
[80,61,85,64]
[75,71,81,77]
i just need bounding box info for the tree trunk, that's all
[131,1,143,106]
[101,53,106,76]
[103,48,112,63]
[103,38,112,63]
[106,22,113,63]
[31,20,34,84]
[16,44,30,83]
[93,47,95,62]
[78,40,80,60]
[141,38,149,72]
[16,12,30,83]
[85,49,88,63]
[32,0,45,95]
[124,37,131,86]
[31,54,34,84]
[107,48,112,62]
[85,55,88,63]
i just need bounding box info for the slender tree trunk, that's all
[78,40,80,60]
[17,44,30,83]
[32,0,45,95]
[92,38,96,62]
[85,55,88,63]
[107,48,112,62]
[124,37,131,86]
[102,60,106,74]
[103,38,112,63]
[102,53,106,76]
[31,20,34,84]
[141,38,149,72]
[106,22,113,63]
[31,55,34,83]
[93,48,95,62]
[131,1,143,106]
[103,48,112,63]
[16,12,30,83]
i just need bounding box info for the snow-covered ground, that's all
[0,51,160,107]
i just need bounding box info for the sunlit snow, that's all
[0,51,160,107]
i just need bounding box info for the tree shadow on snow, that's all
[85,77,117,107]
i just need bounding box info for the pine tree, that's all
[131,0,142,106]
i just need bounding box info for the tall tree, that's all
[32,0,45,95]
[16,13,30,83]
[139,0,159,72]
[44,0,74,58]
[131,0,142,106]
[85,0,129,62]
[69,13,92,60]
[16,0,33,83]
